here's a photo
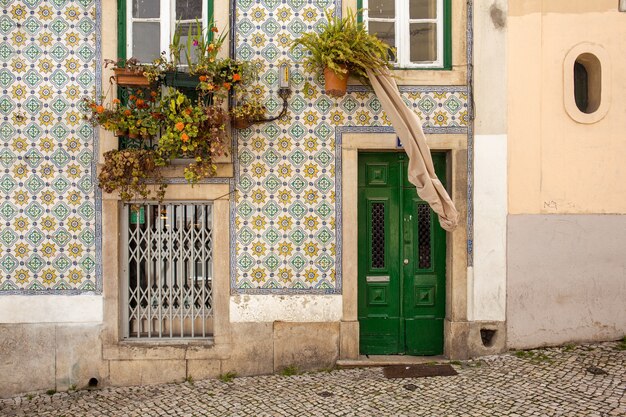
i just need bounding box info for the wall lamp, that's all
[253,63,292,124]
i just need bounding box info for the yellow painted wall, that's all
[508,0,626,214]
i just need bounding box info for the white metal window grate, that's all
[122,202,214,339]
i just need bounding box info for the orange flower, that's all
[124,109,131,116]
[211,26,219,33]
[112,98,121,104]
[207,44,215,52]
[206,83,215,91]
[223,82,231,90]
[199,75,207,82]
[150,91,158,97]
[185,108,192,115]
[95,105,105,113]
[181,133,189,142]
[129,95,136,101]
[232,73,241,82]
[136,99,145,106]
[175,122,185,131]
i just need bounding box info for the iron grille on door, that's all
[122,203,214,339]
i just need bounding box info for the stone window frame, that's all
[100,0,233,361]
[122,0,212,64]
[359,0,452,69]
[563,43,611,125]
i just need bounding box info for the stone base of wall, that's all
[0,324,108,398]
[0,321,343,398]
[107,321,341,386]
[507,214,626,349]
[445,320,507,359]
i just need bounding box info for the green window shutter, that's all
[117,0,126,61]
[443,0,452,70]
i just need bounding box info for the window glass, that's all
[409,23,437,62]
[410,0,437,19]
[176,22,202,65]
[368,0,395,19]
[176,0,203,21]
[368,21,395,49]
[132,0,159,18]
[574,62,589,113]
[132,22,161,63]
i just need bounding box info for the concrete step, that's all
[337,355,447,368]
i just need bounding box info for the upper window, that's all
[362,0,450,69]
[126,0,209,63]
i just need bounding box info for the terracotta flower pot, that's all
[113,68,151,87]
[324,66,349,98]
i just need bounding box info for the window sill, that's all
[103,339,232,361]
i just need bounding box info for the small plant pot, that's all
[115,130,128,137]
[324,66,350,98]
[128,132,140,139]
[232,117,254,130]
[113,68,151,88]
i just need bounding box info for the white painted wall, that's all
[230,295,342,322]
[0,295,103,323]
[471,0,508,322]
[472,135,507,321]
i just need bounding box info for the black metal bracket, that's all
[252,87,291,124]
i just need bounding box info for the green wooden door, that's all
[358,152,447,355]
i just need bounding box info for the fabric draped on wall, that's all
[366,69,460,231]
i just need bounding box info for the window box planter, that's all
[113,68,151,88]
[164,71,201,89]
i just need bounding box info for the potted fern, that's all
[291,9,393,97]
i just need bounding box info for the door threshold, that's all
[337,355,447,368]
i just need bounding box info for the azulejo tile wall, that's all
[0,0,98,293]
[233,0,467,293]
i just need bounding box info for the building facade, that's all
[0,0,624,397]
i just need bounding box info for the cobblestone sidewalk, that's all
[1,341,624,417]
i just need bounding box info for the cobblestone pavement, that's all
[1,341,625,417]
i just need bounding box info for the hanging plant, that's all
[85,89,163,140]
[155,91,229,183]
[98,149,166,203]
[230,97,266,129]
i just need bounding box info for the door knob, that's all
[403,259,409,265]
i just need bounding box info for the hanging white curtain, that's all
[366,69,459,231]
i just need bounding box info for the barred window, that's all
[122,202,214,339]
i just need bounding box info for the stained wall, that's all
[507,0,626,347]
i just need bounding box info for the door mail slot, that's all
[366,275,390,283]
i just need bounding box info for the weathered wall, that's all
[507,0,626,347]
[230,294,342,322]
[507,215,626,348]
[508,0,626,214]
[0,323,107,397]
[470,0,508,324]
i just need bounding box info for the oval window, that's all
[573,53,601,114]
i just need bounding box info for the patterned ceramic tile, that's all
[0,0,97,293]
[233,1,467,293]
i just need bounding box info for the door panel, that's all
[359,152,447,356]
